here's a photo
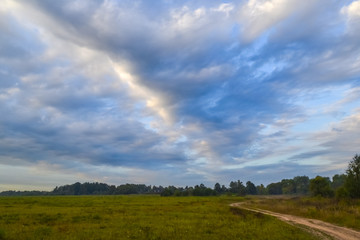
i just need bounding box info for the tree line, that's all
[1,154,359,198]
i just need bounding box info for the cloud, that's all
[238,0,295,42]
[320,109,360,154]
[289,150,330,161]
[1,0,360,190]
[342,0,360,20]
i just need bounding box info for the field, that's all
[0,195,319,240]
[243,196,360,231]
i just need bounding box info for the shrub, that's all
[335,187,349,199]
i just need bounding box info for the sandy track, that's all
[230,202,360,240]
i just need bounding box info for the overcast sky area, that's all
[1,0,360,191]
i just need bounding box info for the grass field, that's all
[244,196,360,231]
[0,195,318,240]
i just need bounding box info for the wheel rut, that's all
[230,202,360,240]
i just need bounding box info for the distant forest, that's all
[1,154,359,199]
[0,174,345,197]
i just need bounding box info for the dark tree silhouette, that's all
[345,154,360,198]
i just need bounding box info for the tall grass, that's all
[0,195,317,239]
[244,196,360,230]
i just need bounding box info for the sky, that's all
[1,0,360,191]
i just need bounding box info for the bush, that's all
[335,187,349,199]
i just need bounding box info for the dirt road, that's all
[230,202,360,240]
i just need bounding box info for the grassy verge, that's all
[244,195,360,230]
[0,195,317,240]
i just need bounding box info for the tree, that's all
[267,182,282,195]
[345,154,360,198]
[109,185,116,194]
[221,184,227,193]
[237,181,246,196]
[331,174,346,190]
[309,176,334,197]
[160,187,173,196]
[229,181,237,194]
[229,180,246,196]
[256,184,267,195]
[73,182,81,195]
[193,184,216,196]
[293,176,310,194]
[245,181,257,195]
[281,179,295,194]
[214,183,222,194]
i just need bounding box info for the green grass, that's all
[0,195,318,240]
[244,196,360,231]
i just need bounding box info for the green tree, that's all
[214,183,222,194]
[245,181,257,195]
[193,184,216,196]
[221,184,227,193]
[293,176,310,194]
[345,154,360,198]
[332,174,347,190]
[281,179,296,194]
[229,180,246,196]
[256,184,267,195]
[267,182,282,195]
[309,176,334,197]
[160,187,173,196]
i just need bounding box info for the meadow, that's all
[0,195,318,240]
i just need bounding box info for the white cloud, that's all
[238,0,323,43]
[341,0,360,34]
[238,0,295,42]
[212,3,235,16]
[341,0,360,19]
